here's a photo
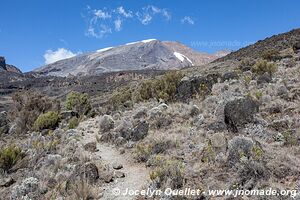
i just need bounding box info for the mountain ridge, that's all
[34,39,227,77]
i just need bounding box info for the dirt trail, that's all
[77,117,150,200]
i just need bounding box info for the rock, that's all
[60,111,78,121]
[0,111,8,134]
[148,103,168,119]
[227,137,254,166]
[131,121,149,141]
[101,171,113,183]
[84,142,97,152]
[73,162,99,184]
[46,178,57,189]
[11,177,39,199]
[209,132,227,150]
[112,162,123,170]
[207,121,227,132]
[221,71,239,82]
[116,119,132,140]
[293,41,300,53]
[224,97,259,132]
[0,56,6,70]
[115,136,126,146]
[240,65,252,72]
[257,73,272,85]
[269,119,289,131]
[0,111,7,127]
[193,114,205,128]
[176,73,220,101]
[277,85,288,97]
[189,105,200,117]
[261,94,272,104]
[133,106,148,119]
[99,115,114,132]
[149,107,162,119]
[114,171,125,178]
[0,177,15,187]
[157,103,168,111]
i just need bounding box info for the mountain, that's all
[216,28,300,62]
[34,39,227,77]
[0,56,22,74]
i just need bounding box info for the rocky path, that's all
[77,117,150,200]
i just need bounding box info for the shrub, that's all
[139,71,184,102]
[261,49,280,61]
[68,117,80,129]
[251,60,277,76]
[8,91,60,134]
[0,144,24,172]
[66,91,91,116]
[33,111,60,131]
[109,86,133,110]
[149,159,185,189]
[282,130,298,146]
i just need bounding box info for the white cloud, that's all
[116,6,133,18]
[137,5,171,25]
[44,48,78,64]
[86,24,112,38]
[181,16,195,25]
[114,18,122,31]
[83,5,172,38]
[94,9,111,19]
[137,13,152,25]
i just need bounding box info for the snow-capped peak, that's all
[96,47,113,52]
[126,39,157,45]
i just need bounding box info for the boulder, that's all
[176,73,220,101]
[60,110,78,121]
[227,136,254,166]
[221,71,239,82]
[0,177,15,187]
[84,142,97,152]
[293,41,300,53]
[112,162,123,170]
[99,115,114,132]
[132,106,148,119]
[116,119,133,140]
[189,105,200,117]
[131,121,149,141]
[11,177,39,199]
[257,73,272,85]
[224,97,259,132]
[0,111,8,134]
[0,56,6,70]
[114,171,125,178]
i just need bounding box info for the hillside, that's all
[1,29,300,199]
[34,39,225,77]
[216,28,300,62]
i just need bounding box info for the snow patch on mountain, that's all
[97,47,113,52]
[174,52,193,65]
[126,39,157,46]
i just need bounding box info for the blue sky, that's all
[0,0,300,72]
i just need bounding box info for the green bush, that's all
[139,71,184,101]
[261,49,280,61]
[68,117,80,129]
[0,144,24,172]
[251,60,277,76]
[8,91,60,134]
[66,91,91,116]
[33,111,60,131]
[110,86,133,109]
[149,159,185,189]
